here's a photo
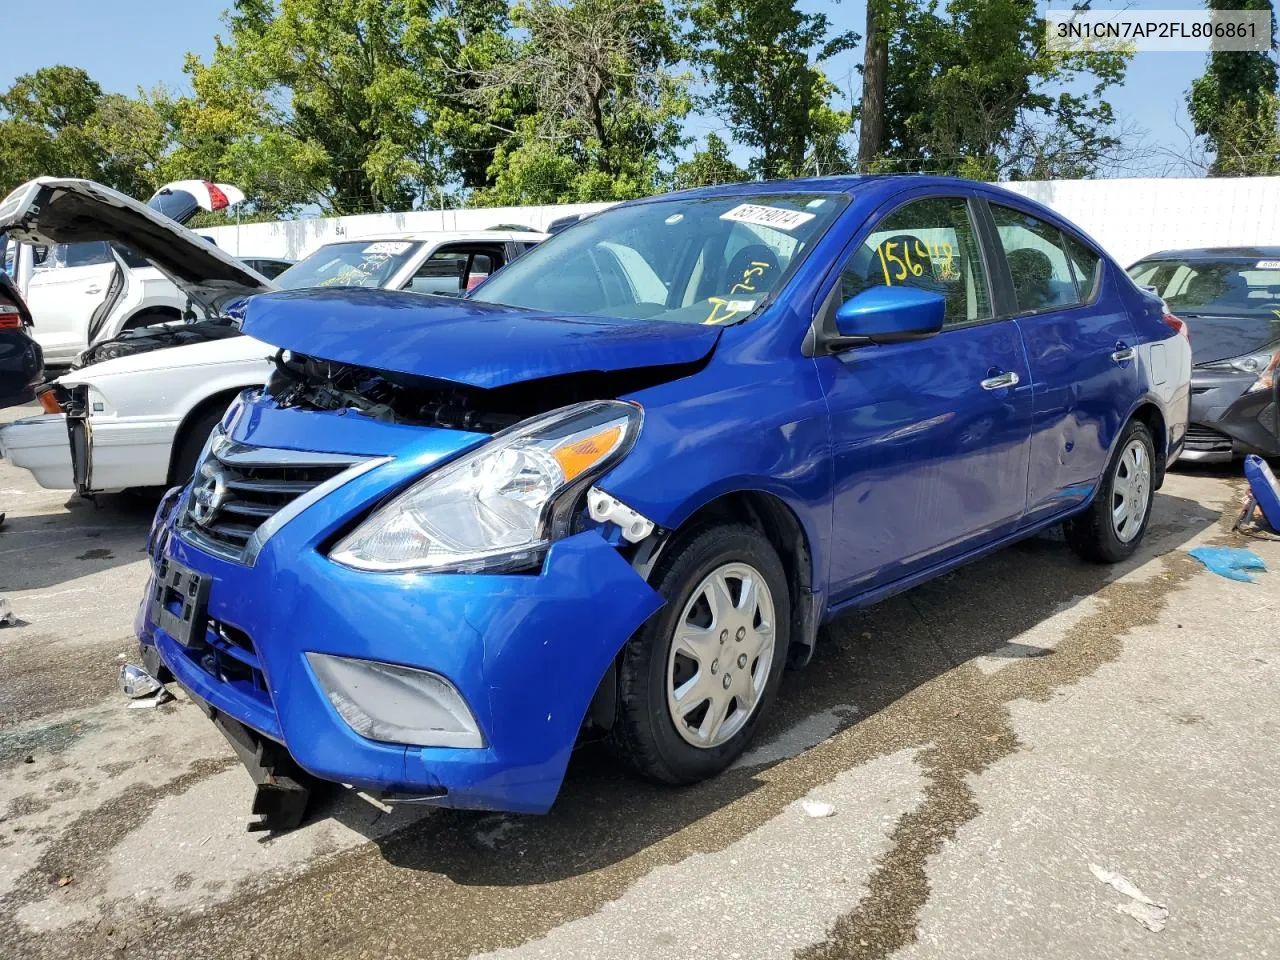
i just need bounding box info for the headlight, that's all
[330,399,641,573]
[1202,345,1280,393]
[307,653,484,748]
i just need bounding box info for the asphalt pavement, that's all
[2,399,1278,960]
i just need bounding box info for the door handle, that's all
[84,286,102,295]
[980,371,1020,391]
[1111,346,1136,364]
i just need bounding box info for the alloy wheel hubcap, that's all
[1111,438,1152,543]
[666,562,775,749]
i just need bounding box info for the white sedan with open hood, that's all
[0,177,545,494]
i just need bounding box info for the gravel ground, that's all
[2,399,1278,960]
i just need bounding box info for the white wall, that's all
[201,177,1280,268]
[201,202,613,260]
[999,177,1280,267]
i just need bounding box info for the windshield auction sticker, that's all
[720,204,815,231]
[1047,9,1270,52]
[362,241,413,255]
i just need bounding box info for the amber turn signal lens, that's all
[552,425,624,481]
[37,390,63,414]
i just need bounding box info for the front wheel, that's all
[607,523,790,784]
[1065,420,1156,563]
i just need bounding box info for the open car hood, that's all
[241,287,721,389]
[0,178,273,314]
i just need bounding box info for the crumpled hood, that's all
[240,287,721,388]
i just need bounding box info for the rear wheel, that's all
[1065,420,1155,563]
[608,523,790,784]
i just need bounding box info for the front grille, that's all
[1185,423,1234,452]
[178,438,360,563]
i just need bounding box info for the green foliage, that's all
[680,0,856,179]
[671,133,749,189]
[1204,89,1280,176]
[465,0,692,206]
[0,67,106,188]
[165,0,457,216]
[877,0,1129,179]
[1188,0,1278,175]
[0,0,1197,218]
[0,67,179,198]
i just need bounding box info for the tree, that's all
[1188,0,1278,175]
[0,67,178,199]
[857,0,891,168]
[462,0,691,205]
[671,133,749,188]
[169,0,489,216]
[681,0,856,179]
[85,91,175,198]
[1205,89,1280,175]
[873,0,1129,179]
[0,67,105,188]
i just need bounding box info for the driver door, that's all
[817,193,1034,602]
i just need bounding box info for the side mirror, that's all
[834,285,946,345]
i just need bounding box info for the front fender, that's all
[600,356,833,595]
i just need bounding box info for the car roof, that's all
[620,174,1008,205]
[341,229,548,243]
[1135,246,1280,262]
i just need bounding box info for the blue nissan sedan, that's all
[134,176,1190,825]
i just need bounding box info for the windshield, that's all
[1130,256,1280,363]
[1130,257,1280,318]
[275,240,423,290]
[470,193,848,324]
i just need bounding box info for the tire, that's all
[1065,419,1156,564]
[169,406,226,486]
[607,523,791,784]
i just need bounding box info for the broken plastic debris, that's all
[801,800,836,819]
[127,689,172,709]
[1116,900,1169,932]
[119,663,163,699]
[1188,546,1267,583]
[1090,863,1168,932]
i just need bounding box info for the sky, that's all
[2,0,1217,181]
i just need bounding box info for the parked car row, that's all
[0,178,545,494]
[0,173,1192,827]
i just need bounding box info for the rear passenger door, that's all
[981,200,1141,524]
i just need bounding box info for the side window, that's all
[838,196,992,327]
[1061,232,1102,300]
[405,245,505,296]
[48,241,113,269]
[989,204,1081,313]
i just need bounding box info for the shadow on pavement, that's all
[0,491,157,591]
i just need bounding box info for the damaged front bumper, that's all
[0,413,73,489]
[136,472,664,818]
